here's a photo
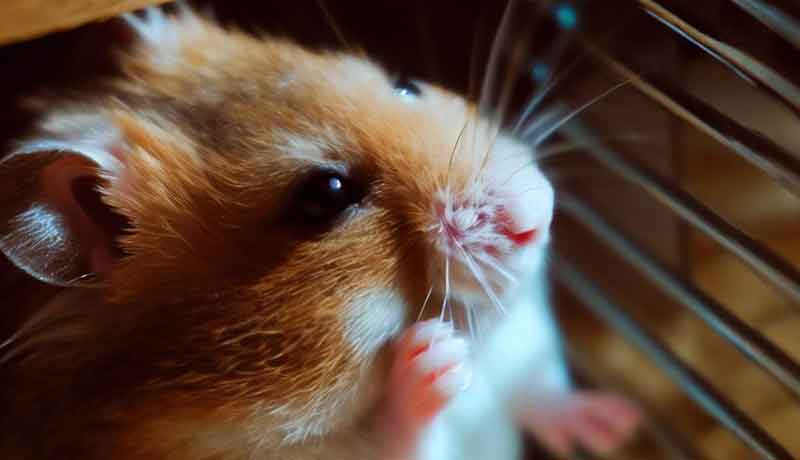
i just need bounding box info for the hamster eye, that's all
[290,170,365,227]
[393,77,422,98]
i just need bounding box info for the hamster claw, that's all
[518,391,642,458]
[380,320,472,457]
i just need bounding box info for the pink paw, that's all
[384,320,472,448]
[520,391,642,458]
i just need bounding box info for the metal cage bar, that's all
[729,0,800,49]
[542,0,800,457]
[561,120,800,306]
[637,0,800,116]
[558,193,800,401]
[554,257,794,460]
[567,350,712,460]
[553,2,800,456]
[584,43,800,199]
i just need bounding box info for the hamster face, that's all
[0,7,553,453]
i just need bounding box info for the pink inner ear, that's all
[39,156,119,278]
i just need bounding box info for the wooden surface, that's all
[0,0,169,45]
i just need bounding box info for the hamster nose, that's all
[500,225,539,246]
[495,191,550,247]
[497,208,539,246]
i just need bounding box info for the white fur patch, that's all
[122,4,203,71]
[421,265,567,460]
[489,135,554,230]
[123,7,176,47]
[14,140,122,175]
[242,291,405,447]
[15,112,125,174]
[343,290,406,358]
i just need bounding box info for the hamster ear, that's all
[0,134,129,287]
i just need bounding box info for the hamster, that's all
[0,5,640,460]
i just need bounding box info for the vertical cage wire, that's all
[552,0,800,458]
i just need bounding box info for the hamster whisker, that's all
[519,107,570,145]
[536,141,595,162]
[499,163,555,191]
[479,1,583,178]
[488,129,651,189]
[476,0,519,124]
[440,254,452,323]
[542,168,611,184]
[472,107,559,188]
[478,41,537,184]
[468,136,493,199]
[413,1,442,81]
[0,334,14,351]
[467,7,491,103]
[447,120,472,192]
[497,159,536,189]
[488,36,531,142]
[315,0,352,51]
[464,176,489,215]
[464,302,476,341]
[455,242,507,315]
[446,297,453,324]
[510,53,585,137]
[528,80,631,147]
[475,0,538,181]
[417,285,435,322]
[535,133,654,162]
[0,334,18,364]
[470,305,482,340]
[1,315,87,365]
[475,127,499,189]
[0,298,87,364]
[473,251,517,285]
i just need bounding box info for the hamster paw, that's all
[519,391,642,458]
[383,320,471,451]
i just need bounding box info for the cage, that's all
[0,1,798,459]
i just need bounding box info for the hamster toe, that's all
[520,391,642,457]
[389,320,472,424]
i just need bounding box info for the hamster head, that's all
[0,6,553,452]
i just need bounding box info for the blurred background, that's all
[1,0,799,458]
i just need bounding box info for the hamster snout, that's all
[426,133,554,303]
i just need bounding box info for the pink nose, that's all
[496,209,539,246]
[501,227,538,246]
